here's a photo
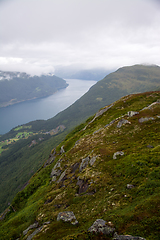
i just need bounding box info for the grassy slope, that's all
[0,91,160,240]
[0,64,160,214]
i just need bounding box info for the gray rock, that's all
[23,222,39,236]
[79,157,90,172]
[51,176,57,182]
[51,169,61,178]
[127,111,139,117]
[139,117,155,123]
[89,156,97,166]
[127,184,135,189]
[117,119,131,128]
[26,226,43,240]
[113,232,146,240]
[57,211,78,225]
[60,146,65,154]
[113,151,124,159]
[57,170,66,183]
[88,219,115,235]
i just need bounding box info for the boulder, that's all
[139,117,155,123]
[127,184,135,189]
[117,119,131,128]
[57,211,78,225]
[88,219,115,235]
[79,157,90,172]
[113,151,124,159]
[127,111,139,117]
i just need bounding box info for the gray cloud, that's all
[0,0,160,75]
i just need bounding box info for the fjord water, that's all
[0,79,96,134]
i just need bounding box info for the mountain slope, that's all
[0,64,160,214]
[29,64,160,132]
[0,71,68,107]
[0,90,160,240]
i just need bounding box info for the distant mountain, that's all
[54,67,111,80]
[0,90,160,239]
[0,71,68,107]
[0,64,160,215]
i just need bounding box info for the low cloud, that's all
[0,0,160,75]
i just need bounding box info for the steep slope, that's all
[0,91,160,240]
[0,71,68,107]
[0,64,160,214]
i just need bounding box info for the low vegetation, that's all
[0,91,159,239]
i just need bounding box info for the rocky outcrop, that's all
[88,219,115,236]
[57,211,78,225]
[117,119,131,128]
[79,157,90,172]
[127,111,139,117]
[139,117,155,123]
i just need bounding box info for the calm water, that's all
[0,79,96,134]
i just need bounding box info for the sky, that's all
[0,0,160,76]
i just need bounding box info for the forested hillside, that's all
[0,71,68,107]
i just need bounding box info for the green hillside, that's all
[0,64,160,214]
[0,90,160,240]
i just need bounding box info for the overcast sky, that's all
[0,0,160,75]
